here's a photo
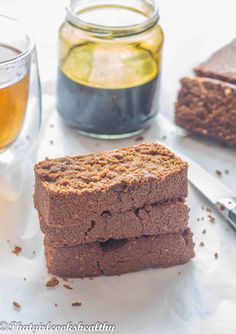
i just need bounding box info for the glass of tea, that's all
[0,15,41,167]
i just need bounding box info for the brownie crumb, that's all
[54,303,58,307]
[63,278,68,282]
[197,218,200,222]
[202,229,207,234]
[135,136,144,142]
[219,204,225,211]
[23,277,26,281]
[201,217,204,221]
[12,246,22,256]
[89,277,94,280]
[162,135,167,140]
[225,169,229,174]
[13,301,21,310]
[206,207,212,213]
[72,302,82,307]
[46,277,59,287]
[49,140,54,145]
[215,170,222,177]
[63,284,73,290]
[199,242,205,247]
[208,215,216,223]
[178,272,181,275]
[214,252,219,259]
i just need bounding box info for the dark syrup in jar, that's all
[57,69,160,136]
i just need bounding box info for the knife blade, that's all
[186,156,234,203]
[176,150,236,231]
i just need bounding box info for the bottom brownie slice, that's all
[45,228,194,278]
[175,76,236,146]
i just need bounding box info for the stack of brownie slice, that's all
[34,143,194,278]
[175,39,236,146]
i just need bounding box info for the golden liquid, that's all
[0,45,29,151]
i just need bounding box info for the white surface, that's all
[0,1,236,333]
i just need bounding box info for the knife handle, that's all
[216,198,236,231]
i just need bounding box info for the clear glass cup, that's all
[0,15,41,167]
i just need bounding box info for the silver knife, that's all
[179,152,236,231]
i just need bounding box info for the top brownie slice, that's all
[34,143,188,226]
[194,39,236,84]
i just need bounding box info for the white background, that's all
[0,1,236,333]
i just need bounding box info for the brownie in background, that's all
[175,39,236,146]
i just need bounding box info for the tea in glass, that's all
[0,15,41,167]
[0,45,30,151]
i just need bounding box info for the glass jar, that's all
[57,0,164,139]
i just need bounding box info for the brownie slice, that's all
[41,200,189,247]
[45,228,194,278]
[175,77,236,145]
[34,143,188,226]
[195,39,236,84]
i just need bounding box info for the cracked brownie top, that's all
[35,143,187,193]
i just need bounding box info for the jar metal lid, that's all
[66,0,160,37]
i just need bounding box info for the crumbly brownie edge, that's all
[34,174,50,223]
[45,228,195,278]
[175,77,236,145]
[41,200,189,247]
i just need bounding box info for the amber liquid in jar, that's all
[0,45,29,151]
[57,2,164,138]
